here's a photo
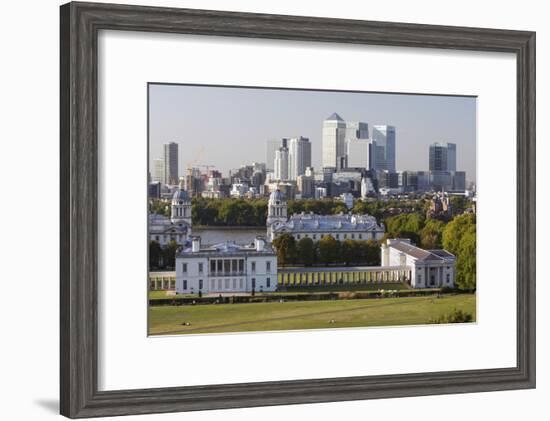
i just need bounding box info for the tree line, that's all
[149,240,178,270]
[272,234,380,267]
[149,197,435,227]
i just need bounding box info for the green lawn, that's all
[148,294,476,335]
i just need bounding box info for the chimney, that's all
[254,236,265,252]
[191,236,201,252]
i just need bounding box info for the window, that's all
[170,280,175,289]
[267,278,271,288]
[251,278,256,289]
[359,234,362,239]
[183,280,187,290]
[232,279,236,289]
[217,259,223,272]
[266,261,271,272]
[239,259,244,273]
[446,273,450,283]
[181,263,187,273]
[224,260,231,273]
[199,279,203,289]
[344,234,347,239]
[218,279,222,289]
[232,259,238,273]
[251,261,256,273]
[198,262,203,273]
[210,260,216,273]
[297,234,301,239]
[211,279,215,290]
[155,235,159,241]
[336,234,340,239]
[239,278,243,289]
[351,234,355,239]
[313,234,316,240]
[225,279,230,289]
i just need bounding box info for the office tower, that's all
[452,171,466,191]
[346,138,373,169]
[163,142,179,185]
[266,139,282,171]
[152,158,165,183]
[372,125,396,172]
[287,136,311,180]
[322,113,347,169]
[429,142,457,172]
[345,121,369,140]
[274,146,289,181]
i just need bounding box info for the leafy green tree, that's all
[252,200,268,226]
[218,200,240,225]
[235,201,255,226]
[287,200,305,216]
[162,240,179,269]
[318,235,340,265]
[341,239,357,265]
[149,240,163,269]
[442,213,476,255]
[149,199,170,217]
[386,213,425,236]
[272,234,298,266]
[420,219,446,249]
[449,196,468,214]
[363,240,381,266]
[332,204,348,215]
[442,213,476,291]
[455,229,476,290]
[296,237,315,266]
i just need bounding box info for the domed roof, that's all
[172,188,190,202]
[269,189,285,202]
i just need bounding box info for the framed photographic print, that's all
[60,1,536,418]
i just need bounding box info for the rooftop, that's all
[388,240,455,261]
[272,212,384,233]
[177,240,275,258]
[325,112,344,121]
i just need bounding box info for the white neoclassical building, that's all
[149,178,192,246]
[266,189,385,242]
[381,238,456,288]
[175,236,277,295]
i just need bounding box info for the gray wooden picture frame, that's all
[60,1,536,418]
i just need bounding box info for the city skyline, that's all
[149,84,476,182]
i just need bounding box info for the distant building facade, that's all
[175,236,277,294]
[163,142,179,185]
[266,189,384,242]
[372,125,396,172]
[149,178,192,246]
[274,145,289,181]
[346,137,374,169]
[381,239,455,288]
[429,142,457,172]
[288,136,312,180]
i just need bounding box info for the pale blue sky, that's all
[149,84,476,182]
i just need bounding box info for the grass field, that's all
[148,294,476,335]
